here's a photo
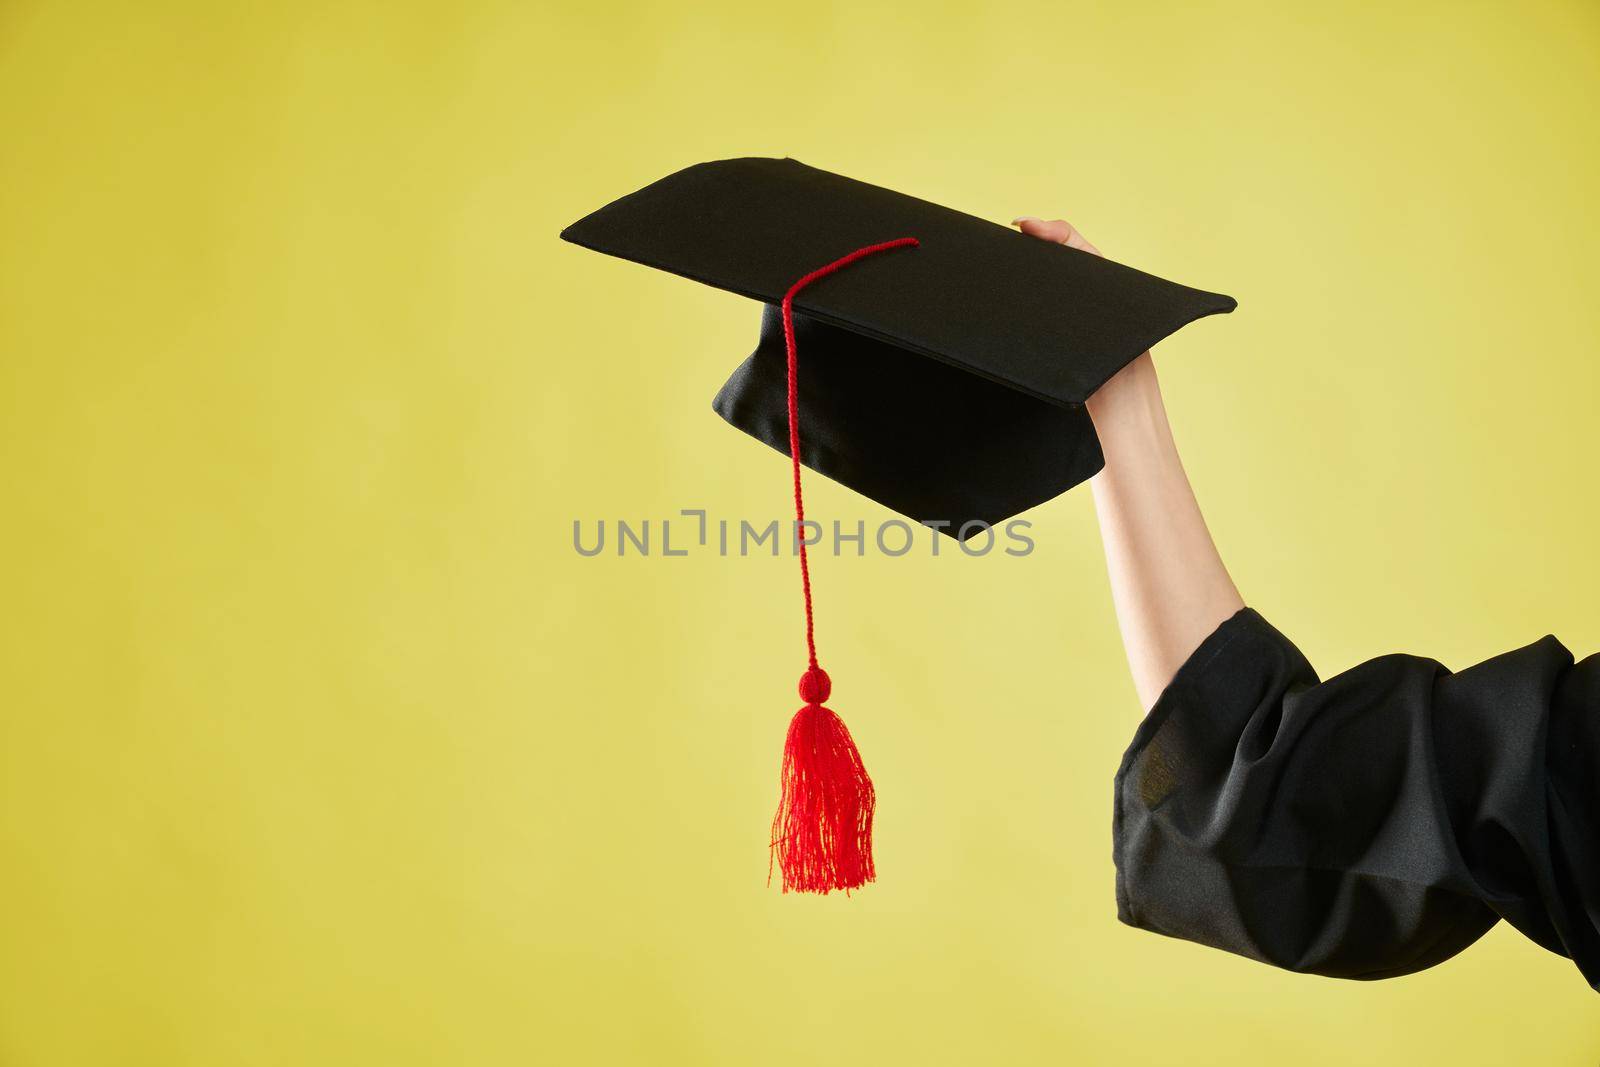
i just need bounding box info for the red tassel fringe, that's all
[770,668,876,894]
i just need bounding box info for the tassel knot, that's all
[798,666,831,705]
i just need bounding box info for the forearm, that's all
[1086,352,1243,711]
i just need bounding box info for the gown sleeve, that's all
[1112,608,1600,988]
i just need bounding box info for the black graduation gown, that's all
[1113,608,1600,989]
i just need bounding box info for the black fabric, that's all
[1114,608,1600,989]
[561,157,1235,530]
[712,306,1104,535]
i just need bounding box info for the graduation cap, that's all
[560,157,1235,893]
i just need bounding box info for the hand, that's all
[1010,217,1153,426]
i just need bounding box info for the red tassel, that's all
[767,238,917,894]
[771,667,876,893]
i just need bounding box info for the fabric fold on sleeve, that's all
[1113,607,1600,989]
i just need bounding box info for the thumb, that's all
[1012,216,1102,257]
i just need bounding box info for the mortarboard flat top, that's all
[560,157,1235,534]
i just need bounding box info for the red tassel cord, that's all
[769,237,919,894]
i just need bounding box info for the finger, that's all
[1012,216,1102,257]
[1013,216,1073,242]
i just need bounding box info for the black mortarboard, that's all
[559,156,1235,536]
[559,157,1236,895]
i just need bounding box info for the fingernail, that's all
[1011,216,1039,226]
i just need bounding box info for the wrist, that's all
[1085,352,1163,437]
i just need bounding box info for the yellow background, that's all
[2,0,1597,1062]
